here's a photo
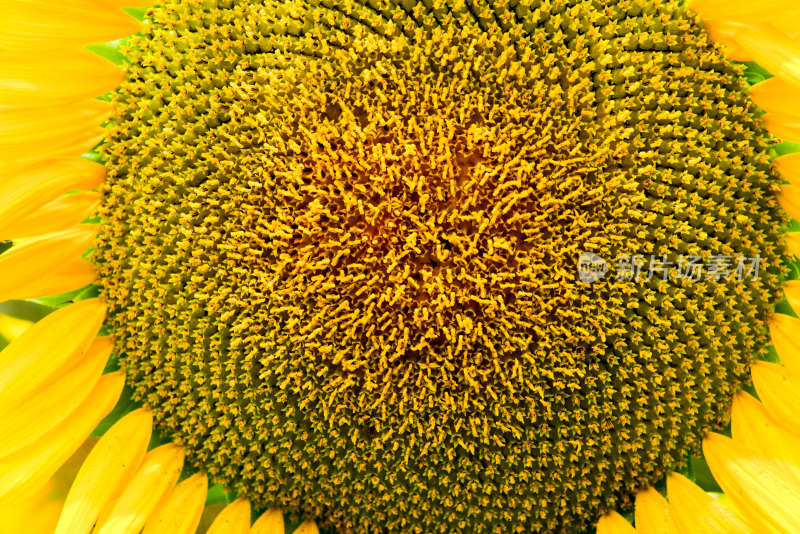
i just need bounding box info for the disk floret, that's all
[96,1,786,533]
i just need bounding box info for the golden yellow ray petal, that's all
[778,185,800,221]
[10,257,96,302]
[771,313,800,372]
[0,99,111,143]
[688,0,800,22]
[730,391,800,482]
[0,158,105,234]
[635,487,678,534]
[0,314,31,340]
[786,232,800,259]
[142,472,207,534]
[730,24,800,88]
[56,409,153,534]
[751,360,800,433]
[251,508,285,534]
[292,520,320,534]
[702,20,754,62]
[0,226,97,303]
[749,78,800,118]
[785,280,800,316]
[0,191,101,240]
[0,337,111,456]
[0,298,105,409]
[94,444,185,534]
[0,49,124,107]
[704,433,800,533]
[763,114,800,144]
[206,498,251,534]
[0,372,124,505]
[775,153,800,187]
[0,1,141,52]
[666,472,751,534]
[0,101,111,170]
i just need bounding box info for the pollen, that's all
[95,1,787,533]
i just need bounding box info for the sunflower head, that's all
[90,0,787,532]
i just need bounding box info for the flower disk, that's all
[96,1,787,532]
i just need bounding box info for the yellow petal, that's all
[0,49,124,107]
[142,472,208,534]
[730,391,800,480]
[0,314,31,341]
[775,152,800,187]
[0,1,142,51]
[293,520,320,534]
[0,371,124,504]
[0,298,105,409]
[56,409,153,534]
[751,360,800,433]
[95,443,186,534]
[666,472,751,534]
[0,191,101,240]
[702,20,754,61]
[786,232,800,259]
[635,487,677,534]
[771,313,800,372]
[0,226,97,303]
[763,114,800,144]
[688,0,800,23]
[251,508,285,534]
[785,280,800,316]
[778,185,800,221]
[0,158,105,235]
[704,433,800,532]
[0,337,111,456]
[9,257,96,301]
[207,498,251,534]
[596,511,635,534]
[0,101,109,173]
[749,77,800,118]
[731,24,800,88]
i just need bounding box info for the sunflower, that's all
[2,0,800,533]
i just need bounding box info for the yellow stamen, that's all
[635,487,678,534]
[142,472,207,534]
[0,337,111,456]
[94,443,185,534]
[0,299,105,409]
[0,372,124,504]
[665,472,751,533]
[704,433,800,532]
[251,508,284,534]
[0,226,97,302]
[56,409,153,534]
[206,498,251,534]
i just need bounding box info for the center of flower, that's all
[95,1,786,533]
